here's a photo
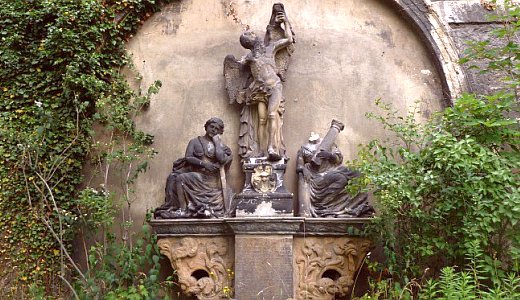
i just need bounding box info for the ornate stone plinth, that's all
[150,218,371,299]
[234,158,293,217]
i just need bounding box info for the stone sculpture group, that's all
[154,3,373,220]
[223,3,295,161]
[150,3,377,300]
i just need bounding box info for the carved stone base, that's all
[235,157,293,217]
[157,237,234,300]
[294,237,371,300]
[151,218,372,299]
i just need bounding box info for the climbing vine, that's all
[0,0,173,297]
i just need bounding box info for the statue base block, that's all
[234,157,293,217]
[234,191,293,217]
[234,234,293,299]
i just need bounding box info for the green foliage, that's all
[354,95,519,278]
[75,223,167,300]
[75,188,114,230]
[350,0,520,288]
[419,242,520,300]
[460,0,519,91]
[0,0,172,296]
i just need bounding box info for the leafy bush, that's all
[350,0,520,294]
[75,221,167,300]
[419,241,520,300]
[353,93,519,278]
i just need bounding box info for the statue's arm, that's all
[184,138,220,171]
[222,146,233,166]
[330,144,343,164]
[313,148,341,165]
[184,139,204,168]
[239,53,251,65]
[213,135,233,166]
[273,18,294,51]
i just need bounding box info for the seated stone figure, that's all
[154,118,233,218]
[297,123,374,218]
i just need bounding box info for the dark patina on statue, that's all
[150,3,375,299]
[154,117,233,219]
[224,3,295,161]
[297,120,374,218]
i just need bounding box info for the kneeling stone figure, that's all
[297,120,374,218]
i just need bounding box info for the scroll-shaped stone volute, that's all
[296,120,374,218]
[154,117,233,219]
[295,237,371,299]
[158,237,234,300]
[223,3,295,161]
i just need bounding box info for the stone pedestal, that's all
[150,218,371,300]
[234,157,293,217]
[226,218,301,299]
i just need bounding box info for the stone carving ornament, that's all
[158,237,234,300]
[154,118,233,218]
[224,3,295,161]
[251,164,277,193]
[297,120,374,218]
[295,237,371,300]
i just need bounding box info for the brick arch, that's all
[389,0,468,103]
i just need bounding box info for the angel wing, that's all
[265,18,295,82]
[223,55,250,105]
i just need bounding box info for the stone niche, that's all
[126,0,451,298]
[127,0,445,227]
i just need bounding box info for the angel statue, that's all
[224,3,295,161]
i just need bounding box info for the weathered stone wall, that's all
[431,0,519,94]
[117,0,513,298]
[111,0,512,244]
[125,0,453,225]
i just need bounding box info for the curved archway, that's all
[126,0,462,219]
[389,0,468,102]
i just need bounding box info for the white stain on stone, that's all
[421,69,432,76]
[254,201,276,216]
[235,201,277,217]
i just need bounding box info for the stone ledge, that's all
[430,1,503,24]
[226,217,303,234]
[149,217,372,237]
[298,218,370,236]
[149,219,233,236]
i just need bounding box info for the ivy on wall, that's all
[0,0,173,296]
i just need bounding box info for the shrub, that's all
[350,0,519,290]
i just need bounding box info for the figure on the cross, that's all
[224,3,295,161]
